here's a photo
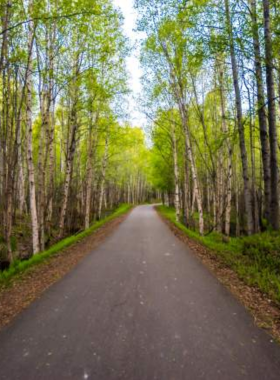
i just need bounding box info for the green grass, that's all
[158,205,280,305]
[0,204,132,286]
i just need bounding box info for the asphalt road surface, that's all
[0,205,280,380]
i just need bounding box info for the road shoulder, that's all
[0,210,131,331]
[157,207,280,343]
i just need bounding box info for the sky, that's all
[113,0,145,128]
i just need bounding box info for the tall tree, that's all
[262,0,279,230]
[224,0,254,235]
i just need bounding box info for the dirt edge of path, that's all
[157,209,280,343]
[0,211,131,331]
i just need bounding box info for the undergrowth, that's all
[0,204,132,286]
[158,205,280,305]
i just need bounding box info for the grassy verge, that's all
[157,205,280,305]
[0,204,132,286]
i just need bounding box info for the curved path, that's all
[0,205,280,379]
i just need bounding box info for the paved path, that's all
[0,205,280,380]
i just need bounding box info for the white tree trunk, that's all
[26,1,40,254]
[58,120,77,238]
[85,114,98,229]
[98,133,109,220]
[218,58,233,236]
[184,122,204,235]
[161,42,204,234]
[171,122,180,222]
[225,0,254,235]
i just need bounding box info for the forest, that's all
[139,0,280,238]
[1,0,280,274]
[0,0,154,266]
[2,1,280,376]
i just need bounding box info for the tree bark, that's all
[171,121,180,222]
[85,111,99,229]
[26,1,40,254]
[58,100,78,238]
[98,132,109,220]
[160,41,204,234]
[224,0,254,235]
[262,0,279,230]
[249,0,271,223]
[218,63,233,236]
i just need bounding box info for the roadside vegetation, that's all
[0,204,132,286]
[158,206,280,305]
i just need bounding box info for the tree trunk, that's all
[183,151,190,225]
[160,40,204,234]
[37,92,47,251]
[263,0,279,230]
[98,133,109,220]
[218,63,233,236]
[224,0,254,235]
[26,1,40,254]
[58,104,78,238]
[171,122,180,222]
[85,112,99,229]
[249,0,271,223]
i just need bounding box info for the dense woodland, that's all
[1,0,280,267]
[138,0,280,238]
[0,0,153,264]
